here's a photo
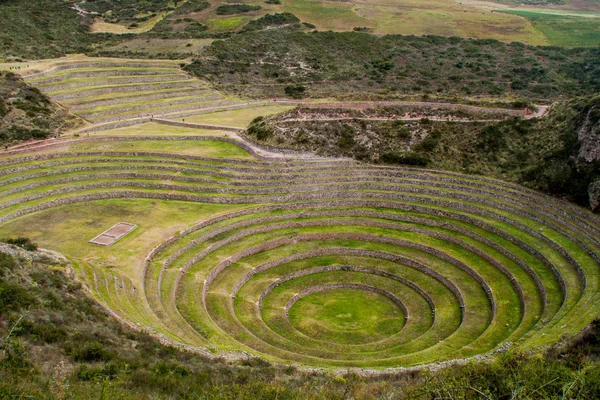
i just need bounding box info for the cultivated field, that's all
[1,132,599,369]
[93,0,599,46]
[21,57,284,131]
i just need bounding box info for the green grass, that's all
[179,105,294,127]
[62,140,252,158]
[37,74,187,89]
[75,94,218,115]
[500,10,600,47]
[45,79,197,97]
[207,16,249,32]
[70,121,236,136]
[0,137,598,368]
[26,67,179,83]
[283,0,372,31]
[5,249,600,399]
[61,87,209,107]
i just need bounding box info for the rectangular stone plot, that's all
[105,223,137,237]
[89,222,137,246]
[90,234,117,246]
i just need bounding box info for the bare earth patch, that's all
[90,222,137,246]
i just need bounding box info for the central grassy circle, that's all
[288,288,406,345]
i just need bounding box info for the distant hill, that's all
[0,0,598,61]
[186,30,600,101]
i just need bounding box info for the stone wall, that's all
[284,283,409,318]
[69,89,212,111]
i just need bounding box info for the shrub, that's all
[381,151,430,166]
[247,119,272,140]
[415,137,438,152]
[284,84,307,98]
[174,0,211,14]
[0,283,37,312]
[3,237,37,251]
[185,22,208,34]
[0,253,15,270]
[72,342,114,362]
[338,124,356,149]
[216,4,261,15]
[242,13,300,31]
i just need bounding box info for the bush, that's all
[247,119,272,140]
[284,84,307,99]
[338,124,356,149]
[415,137,438,152]
[3,237,37,251]
[174,0,211,14]
[185,22,208,34]
[242,13,300,31]
[0,253,15,270]
[0,283,37,312]
[381,151,430,166]
[72,342,114,362]
[216,4,261,15]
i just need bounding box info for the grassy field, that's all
[72,122,234,137]
[128,0,599,46]
[20,59,271,126]
[138,0,600,46]
[178,106,294,127]
[354,0,549,44]
[0,135,598,368]
[284,0,373,31]
[500,10,600,47]
[288,287,407,344]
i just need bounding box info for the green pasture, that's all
[500,10,600,47]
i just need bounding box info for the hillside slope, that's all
[0,0,97,60]
[247,95,600,209]
[1,240,600,399]
[185,30,600,101]
[0,71,83,145]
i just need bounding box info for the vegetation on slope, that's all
[215,4,262,15]
[0,241,600,398]
[241,13,301,32]
[247,95,600,209]
[185,30,600,101]
[77,0,175,23]
[0,0,102,60]
[0,71,83,145]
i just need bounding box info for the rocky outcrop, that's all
[577,105,600,163]
[589,179,600,213]
[0,243,69,266]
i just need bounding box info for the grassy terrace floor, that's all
[0,135,599,369]
[20,58,259,125]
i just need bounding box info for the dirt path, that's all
[276,100,548,119]
[149,119,327,160]
[279,116,505,123]
[2,100,550,158]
